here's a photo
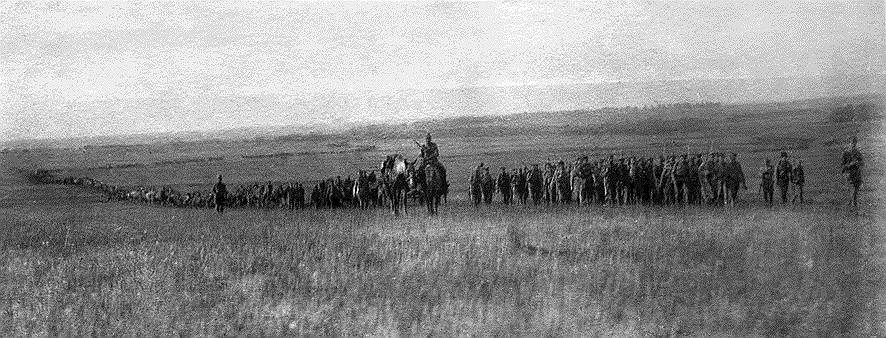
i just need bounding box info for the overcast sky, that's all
[2,1,883,141]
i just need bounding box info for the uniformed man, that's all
[417,133,439,164]
[528,164,543,205]
[724,152,747,206]
[482,167,494,204]
[698,153,713,204]
[285,182,296,210]
[775,152,793,204]
[511,168,523,205]
[712,153,726,204]
[673,155,690,205]
[841,137,864,207]
[497,167,512,204]
[470,162,484,206]
[415,133,446,186]
[792,160,805,204]
[212,175,227,213]
[604,156,620,205]
[759,159,775,206]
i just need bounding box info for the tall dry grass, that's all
[1,201,881,336]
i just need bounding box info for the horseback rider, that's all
[414,133,447,185]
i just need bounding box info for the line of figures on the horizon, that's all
[22,136,865,211]
[24,169,445,212]
[470,151,815,207]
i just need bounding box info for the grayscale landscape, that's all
[1,1,884,336]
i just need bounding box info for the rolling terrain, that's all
[0,95,883,335]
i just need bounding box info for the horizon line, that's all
[2,92,881,149]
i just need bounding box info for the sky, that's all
[1,0,884,141]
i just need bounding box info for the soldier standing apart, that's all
[213,175,227,213]
[841,137,864,207]
[791,160,805,204]
[759,159,775,206]
[724,153,748,206]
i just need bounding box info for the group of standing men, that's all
[471,152,754,207]
[758,152,805,206]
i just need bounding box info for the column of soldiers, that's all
[214,176,308,213]
[470,150,818,207]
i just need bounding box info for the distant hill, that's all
[3,74,882,150]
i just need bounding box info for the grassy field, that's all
[1,96,884,335]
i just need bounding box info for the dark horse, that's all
[422,162,446,215]
[381,155,410,216]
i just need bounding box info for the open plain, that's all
[1,96,884,335]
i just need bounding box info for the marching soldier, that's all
[497,167,512,204]
[470,163,484,206]
[212,175,227,213]
[529,164,543,205]
[759,159,775,206]
[841,136,864,207]
[673,155,690,205]
[775,152,793,204]
[698,153,713,204]
[511,168,523,205]
[482,167,494,204]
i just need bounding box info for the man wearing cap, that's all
[775,151,793,204]
[212,175,227,213]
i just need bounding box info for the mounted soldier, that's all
[414,133,446,182]
[414,133,447,214]
[841,136,864,207]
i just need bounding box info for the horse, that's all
[381,155,410,216]
[423,162,446,215]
